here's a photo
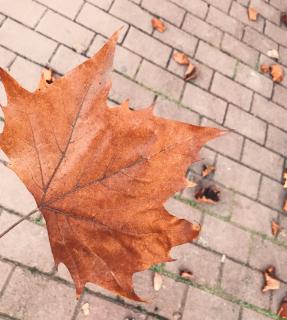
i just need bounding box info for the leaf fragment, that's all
[271,64,284,83]
[201,164,216,177]
[152,18,166,32]
[195,186,220,205]
[180,270,193,280]
[173,51,190,65]
[278,297,287,318]
[271,220,281,237]
[38,68,55,90]
[260,64,271,74]
[262,266,280,293]
[81,303,90,316]
[184,63,198,81]
[248,7,258,21]
[153,272,163,291]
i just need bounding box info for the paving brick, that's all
[206,6,243,39]
[37,11,93,53]
[235,63,273,98]
[9,57,42,92]
[273,84,287,108]
[0,261,13,290]
[169,0,208,19]
[232,194,278,236]
[87,0,113,10]
[195,41,237,78]
[201,117,244,160]
[77,3,128,43]
[35,0,83,19]
[110,0,152,33]
[0,19,57,64]
[279,46,287,67]
[242,140,284,180]
[200,214,250,262]
[182,13,222,48]
[182,287,240,320]
[154,21,198,58]
[259,176,285,212]
[222,259,270,308]
[0,268,77,320]
[110,71,154,108]
[182,84,227,124]
[207,0,233,12]
[168,56,213,90]
[0,14,4,24]
[250,236,287,280]
[166,243,221,287]
[230,2,264,32]
[0,212,54,272]
[265,21,287,47]
[211,73,253,111]
[266,125,287,157]
[237,0,249,6]
[136,60,184,100]
[250,0,281,25]
[241,309,271,320]
[0,47,16,68]
[0,0,45,28]
[50,45,86,75]
[87,35,141,78]
[76,294,146,319]
[215,154,261,198]
[0,82,7,108]
[270,0,285,11]
[124,27,171,67]
[252,93,287,132]
[141,0,185,26]
[224,104,267,144]
[154,97,200,126]
[221,33,259,68]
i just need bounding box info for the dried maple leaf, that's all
[151,18,166,32]
[173,52,190,65]
[260,64,270,74]
[184,63,198,81]
[262,266,280,293]
[248,7,258,21]
[271,64,284,83]
[0,32,222,300]
[195,186,220,204]
[201,164,216,177]
[271,220,281,236]
[153,272,163,291]
[278,297,287,318]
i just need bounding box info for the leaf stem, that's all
[0,208,39,238]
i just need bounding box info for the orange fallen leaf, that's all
[248,7,258,21]
[271,64,284,83]
[173,51,189,65]
[272,221,281,236]
[152,18,166,32]
[202,164,216,177]
[260,64,270,74]
[283,199,287,212]
[184,63,198,81]
[278,297,287,318]
[195,186,220,205]
[153,272,163,291]
[262,266,280,293]
[180,270,193,280]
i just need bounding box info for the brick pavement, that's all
[0,0,287,319]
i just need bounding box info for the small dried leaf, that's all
[282,13,287,27]
[38,68,55,89]
[262,266,280,293]
[271,64,284,83]
[271,220,281,236]
[195,186,220,205]
[267,49,279,60]
[173,51,190,65]
[186,179,197,189]
[180,270,193,280]
[278,297,287,318]
[202,164,216,177]
[248,7,258,21]
[153,272,163,291]
[81,303,90,316]
[152,18,166,32]
[184,63,197,81]
[260,64,270,74]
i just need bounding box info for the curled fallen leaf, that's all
[271,64,284,83]
[151,18,166,32]
[267,49,279,60]
[271,220,281,236]
[262,266,280,293]
[278,297,287,318]
[173,51,190,65]
[180,270,193,280]
[184,63,198,81]
[248,7,258,21]
[0,32,222,300]
[153,272,163,291]
[201,164,216,177]
[260,64,270,74]
[195,186,220,205]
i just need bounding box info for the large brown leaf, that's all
[0,32,222,300]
